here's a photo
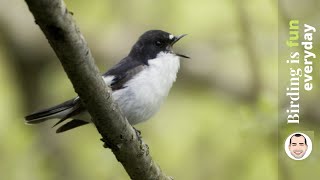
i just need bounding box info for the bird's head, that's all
[129,30,189,64]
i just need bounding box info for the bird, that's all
[25,30,189,133]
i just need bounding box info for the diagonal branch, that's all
[24,0,171,179]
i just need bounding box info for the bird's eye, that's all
[155,40,163,47]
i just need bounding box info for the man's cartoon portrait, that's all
[288,133,308,159]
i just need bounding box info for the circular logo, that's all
[285,132,312,160]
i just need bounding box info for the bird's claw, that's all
[133,127,142,139]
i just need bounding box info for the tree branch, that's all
[24,0,171,179]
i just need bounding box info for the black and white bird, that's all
[25,30,188,133]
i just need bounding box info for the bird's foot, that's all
[133,127,142,139]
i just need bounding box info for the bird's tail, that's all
[24,98,89,133]
[25,99,76,124]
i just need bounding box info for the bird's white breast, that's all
[112,52,180,124]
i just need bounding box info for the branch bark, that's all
[24,0,171,179]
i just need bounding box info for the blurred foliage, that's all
[0,0,289,179]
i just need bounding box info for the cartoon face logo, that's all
[285,132,313,160]
[288,134,308,159]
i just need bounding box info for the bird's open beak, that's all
[172,34,187,45]
[171,34,190,59]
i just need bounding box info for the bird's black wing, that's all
[103,56,146,91]
[55,57,146,132]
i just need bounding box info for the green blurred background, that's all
[0,0,281,179]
